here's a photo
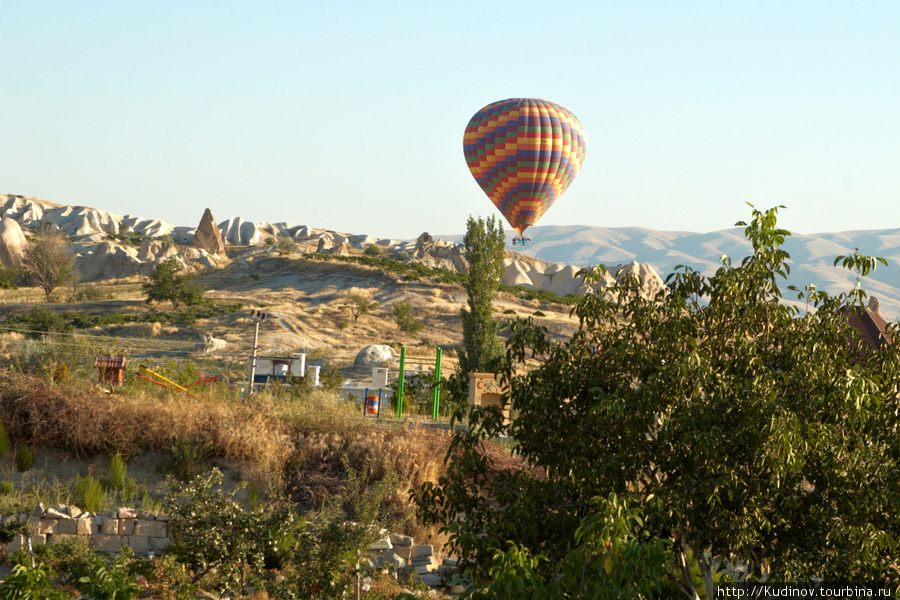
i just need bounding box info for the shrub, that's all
[393,302,423,336]
[278,237,298,256]
[364,245,381,256]
[7,307,73,339]
[109,454,127,490]
[164,434,212,482]
[143,258,204,310]
[265,237,276,246]
[319,368,344,393]
[77,555,142,600]
[0,264,21,289]
[33,535,97,580]
[15,446,33,473]
[0,562,66,600]
[167,469,304,593]
[74,473,106,512]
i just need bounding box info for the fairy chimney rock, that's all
[0,217,28,268]
[192,209,226,256]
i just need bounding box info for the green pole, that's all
[432,347,442,420]
[397,346,406,419]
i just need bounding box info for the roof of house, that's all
[841,304,891,351]
[94,355,127,369]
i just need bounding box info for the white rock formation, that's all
[218,216,262,246]
[0,217,28,267]
[75,243,143,281]
[502,260,534,288]
[354,345,397,367]
[198,332,227,353]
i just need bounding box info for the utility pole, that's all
[247,310,268,396]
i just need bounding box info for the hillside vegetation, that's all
[0,244,561,598]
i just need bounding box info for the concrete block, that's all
[368,538,392,551]
[57,519,77,535]
[386,554,406,569]
[100,517,118,535]
[149,536,171,553]
[30,534,45,546]
[38,519,57,535]
[390,533,414,546]
[394,545,412,559]
[420,573,443,587]
[410,545,433,559]
[127,535,149,555]
[4,534,24,553]
[411,558,436,570]
[76,518,97,536]
[92,534,122,553]
[118,519,135,536]
[134,519,166,538]
[118,507,137,519]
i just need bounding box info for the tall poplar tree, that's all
[458,215,505,376]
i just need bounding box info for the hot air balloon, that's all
[463,98,587,246]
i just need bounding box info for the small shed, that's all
[95,354,127,386]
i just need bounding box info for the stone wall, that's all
[3,504,464,594]
[365,531,462,594]
[3,504,169,556]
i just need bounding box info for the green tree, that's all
[21,226,77,301]
[458,215,505,376]
[339,290,378,321]
[393,301,423,336]
[0,265,20,289]
[417,206,900,598]
[143,258,204,310]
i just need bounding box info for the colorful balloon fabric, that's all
[463,98,587,235]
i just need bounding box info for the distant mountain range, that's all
[441,224,900,321]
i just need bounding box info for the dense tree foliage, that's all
[143,258,204,310]
[417,206,900,598]
[458,215,505,376]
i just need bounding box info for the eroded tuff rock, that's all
[193,208,226,256]
[0,217,27,268]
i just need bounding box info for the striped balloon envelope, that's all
[463,98,587,237]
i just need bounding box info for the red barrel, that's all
[366,394,379,415]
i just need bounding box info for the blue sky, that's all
[3,1,899,239]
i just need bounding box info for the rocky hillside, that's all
[0,193,665,297]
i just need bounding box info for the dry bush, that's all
[0,370,294,489]
[107,322,163,338]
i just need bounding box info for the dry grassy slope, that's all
[196,248,581,375]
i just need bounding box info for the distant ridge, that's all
[439,224,900,320]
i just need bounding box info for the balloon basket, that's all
[512,237,531,247]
